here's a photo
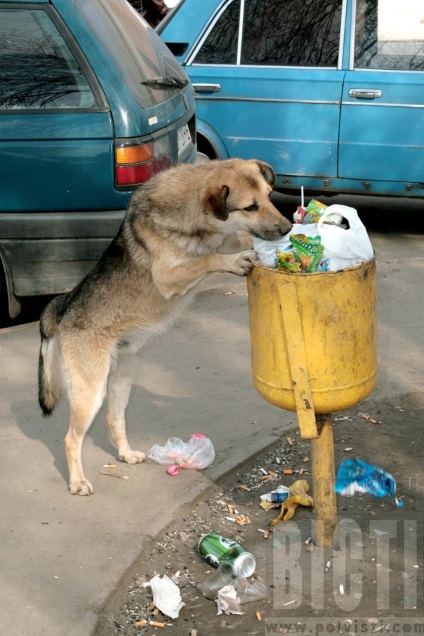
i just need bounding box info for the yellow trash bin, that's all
[247,258,376,439]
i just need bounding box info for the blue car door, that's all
[339,0,424,194]
[179,0,346,188]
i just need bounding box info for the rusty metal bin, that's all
[247,258,376,429]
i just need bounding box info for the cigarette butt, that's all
[191,630,198,636]
[339,584,345,595]
[262,475,272,482]
[256,611,262,621]
[303,456,309,463]
[283,469,294,475]
[226,516,237,522]
[259,467,268,475]
[287,438,294,446]
[135,619,147,627]
[102,464,117,468]
[150,620,166,628]
[299,468,305,475]
[268,470,278,477]
[99,471,129,480]
[239,485,251,491]
[149,602,155,610]
[245,516,251,524]
[263,530,269,539]
[153,608,159,616]
[361,413,378,423]
[236,516,245,526]
[258,528,266,533]
[227,504,234,514]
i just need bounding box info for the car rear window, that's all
[0,7,96,110]
[77,0,189,108]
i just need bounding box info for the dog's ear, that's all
[203,185,230,221]
[253,160,276,187]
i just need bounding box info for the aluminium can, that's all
[198,533,256,577]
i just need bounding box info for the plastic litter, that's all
[149,574,185,619]
[259,484,290,504]
[147,434,215,472]
[334,458,403,507]
[232,577,267,604]
[196,562,235,600]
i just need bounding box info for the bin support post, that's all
[310,414,338,548]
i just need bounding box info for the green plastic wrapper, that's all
[290,234,324,272]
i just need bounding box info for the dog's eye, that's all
[244,203,258,212]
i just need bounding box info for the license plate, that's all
[177,124,191,156]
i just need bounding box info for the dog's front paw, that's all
[230,250,258,276]
[120,450,146,465]
[69,478,94,496]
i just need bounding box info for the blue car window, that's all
[193,0,240,64]
[0,8,96,110]
[242,0,342,67]
[355,0,424,70]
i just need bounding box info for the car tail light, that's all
[115,136,171,188]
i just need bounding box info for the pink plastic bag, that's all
[147,434,215,475]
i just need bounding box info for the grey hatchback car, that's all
[0,0,196,319]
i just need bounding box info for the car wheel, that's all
[197,134,218,160]
[0,267,9,327]
[195,151,210,164]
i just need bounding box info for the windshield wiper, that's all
[141,76,188,89]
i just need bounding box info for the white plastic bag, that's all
[317,205,374,270]
[147,433,215,470]
[254,204,373,272]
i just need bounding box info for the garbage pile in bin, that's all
[254,199,374,273]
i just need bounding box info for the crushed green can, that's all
[198,533,256,577]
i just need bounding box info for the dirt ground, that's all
[95,392,424,636]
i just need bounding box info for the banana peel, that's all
[270,479,313,526]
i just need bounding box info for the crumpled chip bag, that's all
[270,479,314,526]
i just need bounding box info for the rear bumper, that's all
[0,210,125,297]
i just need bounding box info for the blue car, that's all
[159,0,424,199]
[0,0,196,319]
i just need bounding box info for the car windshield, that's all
[78,0,189,108]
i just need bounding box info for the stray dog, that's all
[38,159,292,495]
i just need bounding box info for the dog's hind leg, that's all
[106,353,146,465]
[62,341,111,495]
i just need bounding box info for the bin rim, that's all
[251,255,375,277]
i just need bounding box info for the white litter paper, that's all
[150,574,185,619]
[215,585,245,616]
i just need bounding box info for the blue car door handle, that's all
[348,88,383,99]
[192,83,221,93]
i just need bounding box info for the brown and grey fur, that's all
[38,159,292,495]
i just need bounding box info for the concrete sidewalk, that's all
[1,227,423,636]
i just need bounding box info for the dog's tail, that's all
[38,300,63,416]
